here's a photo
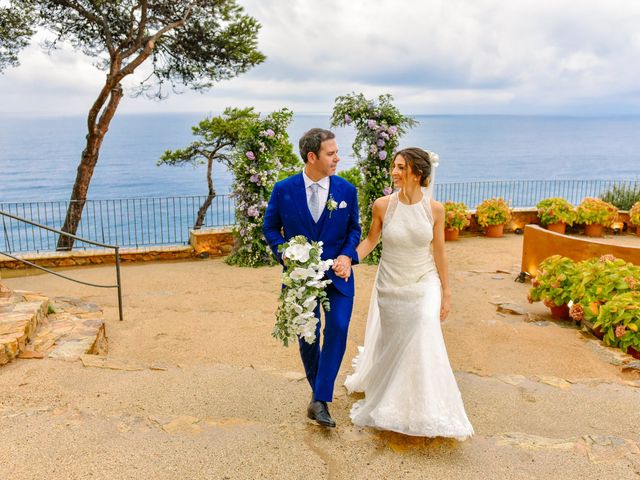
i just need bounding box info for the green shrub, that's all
[536,197,576,226]
[576,197,618,226]
[444,202,471,230]
[528,255,579,308]
[600,184,640,210]
[337,166,363,190]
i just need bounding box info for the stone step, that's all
[27,297,108,360]
[0,291,49,366]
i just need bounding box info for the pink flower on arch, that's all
[246,151,256,161]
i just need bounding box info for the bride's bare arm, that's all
[431,200,451,321]
[356,196,388,261]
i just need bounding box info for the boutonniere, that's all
[326,194,338,217]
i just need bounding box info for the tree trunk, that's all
[193,156,216,229]
[57,82,124,250]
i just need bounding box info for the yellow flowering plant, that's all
[444,202,470,230]
[576,197,618,226]
[475,198,511,227]
[629,201,640,226]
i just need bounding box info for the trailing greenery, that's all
[331,92,416,263]
[600,184,640,211]
[225,108,302,268]
[536,197,576,226]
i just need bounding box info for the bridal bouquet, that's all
[273,235,334,346]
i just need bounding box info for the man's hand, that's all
[332,255,352,280]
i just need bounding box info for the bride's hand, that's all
[440,292,451,322]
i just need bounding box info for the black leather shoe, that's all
[307,400,336,428]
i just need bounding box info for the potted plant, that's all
[528,255,578,320]
[629,201,640,237]
[536,197,576,234]
[576,197,618,237]
[443,201,470,241]
[569,255,640,336]
[593,291,640,359]
[475,197,511,238]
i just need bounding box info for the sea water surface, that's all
[0,114,639,202]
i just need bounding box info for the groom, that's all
[263,128,361,428]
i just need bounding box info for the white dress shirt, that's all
[302,170,330,216]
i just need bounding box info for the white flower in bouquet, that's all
[284,242,312,263]
[273,235,334,346]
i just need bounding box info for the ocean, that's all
[1,114,639,203]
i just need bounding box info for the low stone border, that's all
[0,228,235,270]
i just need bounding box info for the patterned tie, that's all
[309,183,321,222]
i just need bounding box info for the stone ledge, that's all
[0,293,49,366]
[0,229,235,270]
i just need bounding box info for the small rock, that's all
[525,313,545,323]
[495,303,527,315]
[17,350,44,359]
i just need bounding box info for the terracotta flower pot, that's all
[444,228,460,241]
[546,222,566,234]
[627,346,640,360]
[484,224,504,238]
[549,304,570,320]
[636,225,640,237]
[584,223,604,237]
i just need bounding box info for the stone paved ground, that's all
[1,234,640,479]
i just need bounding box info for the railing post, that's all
[115,246,124,322]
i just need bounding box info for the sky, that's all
[1,0,640,116]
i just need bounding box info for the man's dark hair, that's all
[299,128,335,163]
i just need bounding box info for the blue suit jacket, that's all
[263,173,361,297]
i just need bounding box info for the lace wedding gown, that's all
[345,189,474,439]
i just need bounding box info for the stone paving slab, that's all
[0,293,48,366]
[29,297,108,360]
[0,291,107,366]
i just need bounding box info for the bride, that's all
[344,147,474,439]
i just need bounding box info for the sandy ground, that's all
[1,233,640,479]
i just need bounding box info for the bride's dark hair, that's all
[393,148,432,187]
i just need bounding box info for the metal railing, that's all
[0,210,124,321]
[0,180,637,254]
[0,194,235,253]
[434,179,640,209]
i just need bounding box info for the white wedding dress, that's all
[345,188,474,439]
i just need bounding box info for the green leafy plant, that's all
[444,202,470,230]
[629,201,640,226]
[475,198,511,227]
[593,291,640,354]
[158,107,259,229]
[225,108,301,267]
[331,92,417,263]
[569,255,640,323]
[600,184,640,210]
[576,197,618,226]
[536,197,576,226]
[528,255,579,308]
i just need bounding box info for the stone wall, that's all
[0,228,235,270]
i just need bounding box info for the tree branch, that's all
[52,0,115,55]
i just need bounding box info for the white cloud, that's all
[1,0,640,115]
